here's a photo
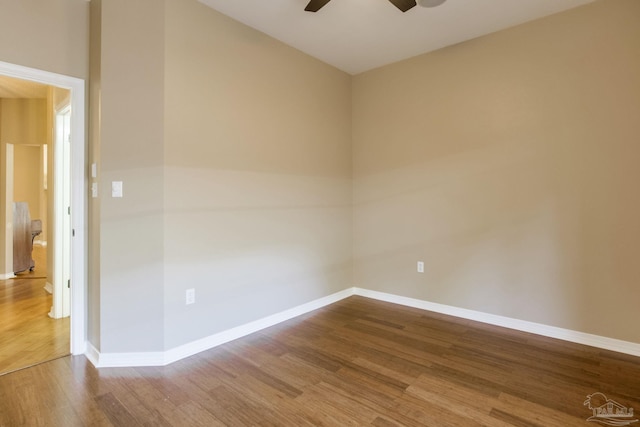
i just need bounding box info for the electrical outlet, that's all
[186,288,195,305]
[417,261,424,273]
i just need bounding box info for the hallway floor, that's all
[0,245,69,375]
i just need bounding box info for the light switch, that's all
[111,181,123,198]
[91,163,97,178]
[91,183,98,198]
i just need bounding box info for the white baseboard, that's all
[91,347,165,368]
[353,288,640,358]
[44,282,53,294]
[163,287,354,366]
[0,273,16,280]
[33,240,47,247]
[89,288,355,368]
[86,287,640,368]
[84,344,100,367]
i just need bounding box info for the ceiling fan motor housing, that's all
[305,0,446,12]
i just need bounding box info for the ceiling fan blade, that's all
[305,0,332,12]
[388,0,417,12]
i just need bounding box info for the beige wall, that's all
[0,97,47,238]
[0,99,47,146]
[95,0,166,353]
[353,0,640,343]
[0,0,89,79]
[89,0,352,353]
[0,98,48,239]
[13,145,41,223]
[0,98,48,274]
[163,0,352,348]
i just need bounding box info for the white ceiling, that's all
[199,0,594,75]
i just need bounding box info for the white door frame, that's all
[1,144,14,279]
[51,105,72,320]
[0,60,87,355]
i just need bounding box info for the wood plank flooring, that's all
[0,246,70,375]
[1,296,640,426]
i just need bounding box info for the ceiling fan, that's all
[305,0,446,13]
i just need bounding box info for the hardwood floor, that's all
[0,245,70,375]
[1,296,640,426]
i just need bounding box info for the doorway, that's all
[0,61,86,373]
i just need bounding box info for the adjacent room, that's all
[0,80,73,375]
[0,0,638,425]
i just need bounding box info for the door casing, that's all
[0,60,87,355]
